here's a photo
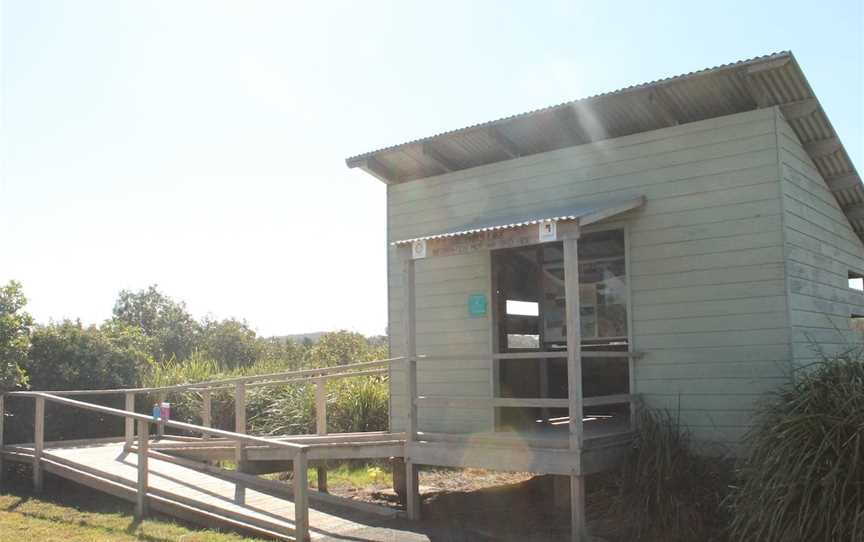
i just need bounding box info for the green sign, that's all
[468,294,487,317]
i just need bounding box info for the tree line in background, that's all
[0,280,387,394]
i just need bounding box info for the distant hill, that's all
[270,331,388,346]
[275,332,328,344]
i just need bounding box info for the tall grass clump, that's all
[596,408,730,542]
[140,349,390,436]
[728,354,864,542]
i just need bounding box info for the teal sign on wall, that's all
[468,294,487,317]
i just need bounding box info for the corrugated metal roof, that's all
[392,196,645,245]
[345,52,864,242]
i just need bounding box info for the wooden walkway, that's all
[7,439,400,541]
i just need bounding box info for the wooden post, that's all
[315,380,327,436]
[0,395,5,489]
[234,382,246,503]
[571,475,587,542]
[315,379,328,492]
[402,256,420,520]
[563,237,584,451]
[293,449,309,541]
[136,419,149,519]
[563,236,587,541]
[201,389,212,440]
[33,397,44,492]
[125,392,135,449]
[156,392,165,438]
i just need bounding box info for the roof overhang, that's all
[394,196,645,259]
[346,52,863,241]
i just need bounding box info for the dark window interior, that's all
[492,230,630,432]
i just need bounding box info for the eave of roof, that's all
[345,52,863,241]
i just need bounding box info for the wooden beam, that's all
[487,126,521,158]
[136,419,149,519]
[33,397,44,492]
[803,137,841,159]
[779,98,819,121]
[745,56,791,74]
[738,71,772,108]
[553,106,588,145]
[644,88,680,127]
[314,380,328,493]
[157,392,165,438]
[125,393,135,449]
[363,156,398,184]
[571,475,587,542]
[201,389,211,440]
[563,237,584,452]
[843,204,864,221]
[346,156,398,184]
[826,173,862,192]
[421,142,457,173]
[293,450,309,541]
[315,381,327,436]
[235,382,246,436]
[234,381,247,503]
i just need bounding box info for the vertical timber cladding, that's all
[388,107,790,447]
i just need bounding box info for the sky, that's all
[0,0,862,338]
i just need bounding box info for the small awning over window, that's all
[392,195,645,245]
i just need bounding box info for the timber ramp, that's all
[4,437,405,541]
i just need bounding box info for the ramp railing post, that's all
[125,392,135,449]
[33,396,44,492]
[136,419,149,519]
[201,389,211,440]
[234,381,246,504]
[156,392,166,438]
[315,379,328,492]
[293,448,309,541]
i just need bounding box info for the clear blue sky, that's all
[1,0,861,337]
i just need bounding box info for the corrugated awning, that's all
[392,195,645,245]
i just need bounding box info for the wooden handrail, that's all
[3,357,403,397]
[7,391,312,540]
[9,392,308,454]
[190,367,389,392]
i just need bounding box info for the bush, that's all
[595,408,730,542]
[139,334,390,437]
[728,354,864,542]
[0,280,32,392]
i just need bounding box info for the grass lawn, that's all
[0,467,263,542]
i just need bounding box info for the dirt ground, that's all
[324,468,609,542]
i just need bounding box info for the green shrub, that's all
[727,355,864,542]
[327,376,389,433]
[139,342,390,437]
[595,408,730,542]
